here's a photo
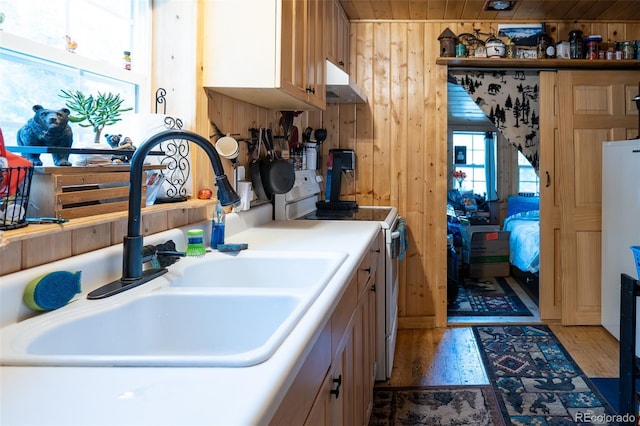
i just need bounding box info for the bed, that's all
[502,195,540,275]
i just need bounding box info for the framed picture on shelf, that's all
[497,24,543,46]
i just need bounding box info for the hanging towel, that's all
[397,217,408,260]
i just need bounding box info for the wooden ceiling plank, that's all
[578,1,616,21]
[390,0,412,19]
[562,0,596,22]
[427,0,448,20]
[339,0,640,21]
[408,1,428,19]
[351,1,377,20]
[542,1,576,22]
[444,0,467,21]
[371,1,395,19]
[341,1,360,20]
[460,0,489,21]
[511,0,545,20]
[596,0,633,21]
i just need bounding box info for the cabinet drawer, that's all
[270,320,331,425]
[331,277,357,354]
[357,242,380,293]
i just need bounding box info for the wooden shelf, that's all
[437,57,640,70]
[7,146,164,156]
[0,198,214,245]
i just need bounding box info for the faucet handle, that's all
[142,240,185,268]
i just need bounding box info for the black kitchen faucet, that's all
[87,129,240,299]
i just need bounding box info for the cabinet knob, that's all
[363,267,371,273]
[330,374,342,399]
[306,86,316,94]
[338,60,345,66]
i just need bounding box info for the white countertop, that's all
[0,211,380,426]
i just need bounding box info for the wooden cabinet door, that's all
[325,0,349,71]
[281,0,308,100]
[281,0,324,108]
[335,1,349,70]
[555,70,639,324]
[305,0,325,108]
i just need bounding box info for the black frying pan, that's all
[260,129,295,198]
[250,128,269,201]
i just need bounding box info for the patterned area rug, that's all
[473,325,619,425]
[448,276,533,316]
[369,385,505,425]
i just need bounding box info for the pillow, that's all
[506,195,539,218]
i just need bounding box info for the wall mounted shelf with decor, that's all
[437,57,640,70]
[29,165,166,220]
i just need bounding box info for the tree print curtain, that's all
[450,70,540,172]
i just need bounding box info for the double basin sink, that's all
[0,250,347,368]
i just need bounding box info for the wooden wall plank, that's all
[373,22,392,205]
[22,232,72,269]
[71,224,112,255]
[355,22,375,207]
[402,22,428,322]
[389,22,407,212]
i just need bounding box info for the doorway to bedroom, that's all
[446,124,541,324]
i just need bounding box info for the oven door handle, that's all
[390,230,401,258]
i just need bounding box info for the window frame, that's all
[0,1,151,150]
[450,128,497,198]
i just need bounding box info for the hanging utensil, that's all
[260,128,295,198]
[250,128,269,201]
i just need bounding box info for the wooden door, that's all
[555,70,639,324]
[539,71,562,320]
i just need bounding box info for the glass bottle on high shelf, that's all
[537,23,555,59]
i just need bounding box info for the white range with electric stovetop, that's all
[274,169,401,381]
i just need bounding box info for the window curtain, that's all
[485,131,498,201]
[450,70,540,173]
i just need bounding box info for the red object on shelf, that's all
[0,128,33,197]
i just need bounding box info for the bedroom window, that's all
[0,0,150,160]
[518,151,540,194]
[451,131,497,199]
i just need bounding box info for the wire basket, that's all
[0,166,34,230]
[632,246,640,280]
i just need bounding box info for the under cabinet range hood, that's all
[325,60,367,104]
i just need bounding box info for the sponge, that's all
[23,271,82,311]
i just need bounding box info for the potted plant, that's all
[59,90,132,144]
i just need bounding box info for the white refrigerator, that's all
[601,139,640,352]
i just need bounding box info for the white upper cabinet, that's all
[203,0,325,110]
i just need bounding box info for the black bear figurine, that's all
[17,105,73,166]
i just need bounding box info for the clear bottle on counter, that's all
[211,201,225,249]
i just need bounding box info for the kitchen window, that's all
[0,0,150,162]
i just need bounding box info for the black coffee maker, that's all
[317,149,357,211]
